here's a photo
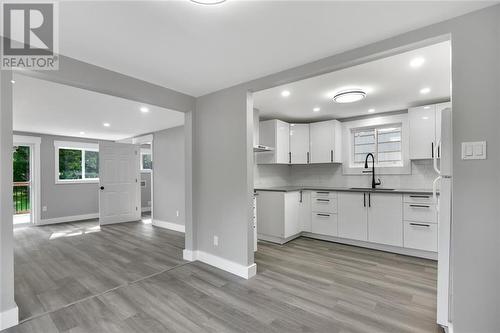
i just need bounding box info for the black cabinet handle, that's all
[410,223,430,227]
[330,150,333,162]
[299,190,303,203]
[368,193,371,207]
[431,142,434,158]
[363,193,366,207]
[316,199,330,202]
[307,152,310,164]
[410,204,430,208]
[316,213,330,217]
[100,186,104,190]
[289,152,291,164]
[409,195,429,198]
[438,145,440,158]
[316,191,329,194]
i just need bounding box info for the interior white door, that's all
[99,142,141,225]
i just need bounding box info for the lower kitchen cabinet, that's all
[299,191,312,232]
[367,193,403,247]
[404,221,438,252]
[311,212,338,236]
[338,192,368,241]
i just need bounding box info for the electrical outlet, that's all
[213,235,219,247]
[176,210,179,217]
[42,206,47,212]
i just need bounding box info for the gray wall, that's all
[193,5,500,331]
[14,132,100,220]
[153,126,185,226]
[140,172,152,210]
[0,70,16,323]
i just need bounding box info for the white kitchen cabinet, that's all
[311,212,338,236]
[298,191,312,232]
[404,221,438,252]
[257,119,290,164]
[367,193,403,247]
[338,192,368,241]
[256,190,301,243]
[409,105,436,159]
[409,102,451,159]
[289,124,310,164]
[309,120,342,163]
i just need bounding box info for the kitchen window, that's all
[352,125,402,167]
[54,141,99,183]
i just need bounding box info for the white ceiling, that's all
[254,41,451,122]
[57,1,496,97]
[13,74,184,141]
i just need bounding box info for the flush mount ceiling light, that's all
[420,87,431,94]
[190,0,226,4]
[333,89,366,103]
[410,57,425,68]
[281,90,291,97]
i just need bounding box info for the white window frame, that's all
[140,148,152,172]
[54,140,99,184]
[342,113,411,175]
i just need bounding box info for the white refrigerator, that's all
[434,108,453,330]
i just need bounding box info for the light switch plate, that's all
[462,141,487,160]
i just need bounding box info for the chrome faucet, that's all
[364,153,381,189]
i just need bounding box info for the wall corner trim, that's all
[0,305,18,330]
[152,220,185,233]
[182,250,257,279]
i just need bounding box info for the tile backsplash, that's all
[254,160,438,190]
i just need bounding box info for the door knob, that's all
[100,186,104,190]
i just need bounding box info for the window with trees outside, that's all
[55,141,99,183]
[141,149,152,171]
[352,125,402,167]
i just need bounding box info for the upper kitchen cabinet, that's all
[289,123,310,164]
[409,102,450,159]
[257,119,290,164]
[309,120,342,163]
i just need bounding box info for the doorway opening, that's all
[13,145,31,225]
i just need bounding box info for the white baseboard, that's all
[38,213,99,225]
[182,250,256,279]
[0,306,18,330]
[152,219,185,233]
[141,207,151,213]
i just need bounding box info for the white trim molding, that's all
[153,219,185,233]
[0,306,18,330]
[182,250,257,279]
[39,213,99,225]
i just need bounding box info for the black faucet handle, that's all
[376,178,382,185]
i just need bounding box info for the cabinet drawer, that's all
[404,193,434,204]
[311,212,338,236]
[404,203,437,223]
[404,221,437,252]
[312,191,337,199]
[311,197,337,213]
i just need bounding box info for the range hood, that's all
[253,145,274,152]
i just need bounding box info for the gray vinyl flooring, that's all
[6,219,441,333]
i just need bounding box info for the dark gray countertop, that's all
[254,186,435,195]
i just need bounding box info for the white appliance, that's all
[434,108,453,330]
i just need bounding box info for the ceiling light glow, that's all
[281,90,291,97]
[333,89,366,103]
[368,108,375,113]
[410,57,425,68]
[420,87,431,94]
[10,80,15,84]
[140,106,149,113]
[79,131,85,135]
[103,123,110,127]
[313,107,320,112]
[190,0,226,4]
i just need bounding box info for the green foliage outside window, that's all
[59,148,99,180]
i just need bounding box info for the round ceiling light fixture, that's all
[333,89,366,104]
[190,0,226,4]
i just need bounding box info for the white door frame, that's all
[130,134,154,221]
[13,135,41,225]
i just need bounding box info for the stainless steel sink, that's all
[349,187,395,191]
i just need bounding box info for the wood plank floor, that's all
[6,221,441,333]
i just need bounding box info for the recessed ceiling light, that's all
[422,116,430,120]
[424,106,431,109]
[140,106,149,113]
[79,131,85,135]
[103,123,110,127]
[420,87,431,94]
[410,57,425,68]
[281,90,291,97]
[313,107,320,112]
[190,0,226,4]
[333,89,366,103]
[368,108,375,113]
[10,80,15,84]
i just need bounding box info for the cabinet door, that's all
[311,212,338,236]
[409,105,436,159]
[310,121,334,163]
[284,191,300,238]
[276,120,290,164]
[289,124,310,164]
[256,191,285,238]
[298,191,311,232]
[338,192,367,241]
[368,193,403,246]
